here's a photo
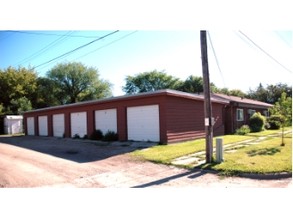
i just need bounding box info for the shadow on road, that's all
[132,169,207,188]
[0,135,153,163]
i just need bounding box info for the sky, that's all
[1,0,293,216]
[1,30,292,96]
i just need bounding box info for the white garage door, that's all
[53,114,65,137]
[71,112,87,138]
[127,105,160,142]
[38,116,48,136]
[27,117,35,135]
[95,109,117,134]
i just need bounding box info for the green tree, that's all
[47,62,112,104]
[247,83,268,103]
[266,83,292,104]
[0,103,4,115]
[123,70,182,94]
[269,92,292,146]
[247,83,292,104]
[178,75,220,94]
[0,66,37,114]
[10,97,32,114]
[213,87,230,95]
[34,77,61,108]
[229,89,246,97]
[179,75,203,93]
[269,92,292,126]
[213,87,246,97]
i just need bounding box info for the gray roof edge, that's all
[24,89,229,114]
[212,93,273,107]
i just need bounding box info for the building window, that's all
[236,108,244,121]
[248,109,256,118]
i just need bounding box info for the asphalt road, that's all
[0,136,291,188]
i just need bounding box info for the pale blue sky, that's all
[1,30,292,96]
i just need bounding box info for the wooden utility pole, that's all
[200,30,213,163]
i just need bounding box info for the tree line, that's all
[0,63,292,115]
[123,69,292,104]
[0,62,112,115]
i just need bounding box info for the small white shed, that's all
[3,115,23,135]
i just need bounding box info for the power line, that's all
[37,31,138,73]
[6,30,102,39]
[15,31,75,66]
[207,31,226,88]
[233,31,258,49]
[239,31,292,73]
[74,31,138,60]
[34,30,119,69]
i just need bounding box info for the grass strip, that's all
[131,128,292,175]
[200,136,292,175]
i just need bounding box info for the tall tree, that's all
[266,83,292,104]
[10,97,32,114]
[0,66,37,114]
[179,75,204,93]
[123,70,182,94]
[247,83,268,102]
[34,77,61,108]
[46,62,112,104]
[247,83,292,104]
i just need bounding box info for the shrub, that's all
[267,115,285,130]
[249,112,266,132]
[235,125,251,135]
[103,130,118,142]
[90,129,104,140]
[73,134,80,139]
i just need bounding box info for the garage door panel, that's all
[27,117,35,135]
[71,112,87,138]
[127,105,160,142]
[38,116,48,136]
[53,114,65,137]
[95,109,117,134]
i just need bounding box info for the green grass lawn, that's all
[203,135,292,175]
[244,127,291,137]
[131,135,253,164]
[131,127,292,175]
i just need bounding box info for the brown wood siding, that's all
[24,94,167,142]
[212,103,225,136]
[165,96,204,143]
[228,106,270,133]
[23,91,226,144]
[165,96,225,143]
[224,105,233,134]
